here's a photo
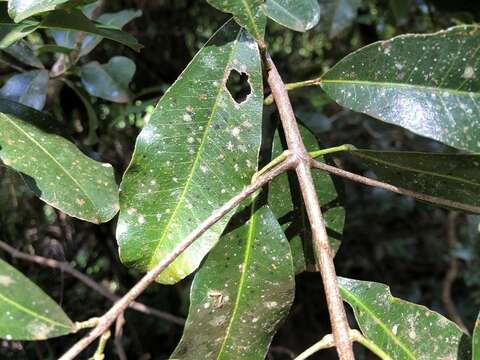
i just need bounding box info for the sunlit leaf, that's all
[8,0,70,22]
[262,0,320,32]
[269,124,344,273]
[0,4,38,48]
[339,277,471,359]
[3,40,43,68]
[81,56,136,103]
[171,205,295,359]
[347,147,480,213]
[321,25,480,153]
[0,257,74,340]
[0,99,119,223]
[117,20,263,284]
[206,0,266,40]
[474,311,480,359]
[319,0,361,38]
[0,70,48,110]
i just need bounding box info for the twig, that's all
[58,156,296,360]
[114,314,127,360]
[442,212,467,332]
[89,330,110,360]
[0,240,185,326]
[295,329,392,360]
[265,53,354,359]
[310,160,480,213]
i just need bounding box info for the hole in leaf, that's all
[226,69,251,104]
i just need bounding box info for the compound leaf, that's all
[339,277,471,359]
[321,25,480,153]
[171,205,295,359]
[0,257,74,340]
[117,20,263,284]
[0,99,119,223]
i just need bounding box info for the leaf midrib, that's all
[1,114,100,215]
[340,287,416,360]
[320,78,480,98]
[216,203,258,358]
[353,151,480,187]
[148,28,243,270]
[240,0,262,39]
[0,292,71,330]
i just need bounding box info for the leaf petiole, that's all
[309,144,354,159]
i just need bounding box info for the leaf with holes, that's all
[321,25,480,153]
[318,0,361,38]
[117,20,263,284]
[0,258,74,340]
[8,0,70,22]
[346,147,480,213]
[0,98,119,223]
[81,56,136,103]
[474,311,480,359]
[3,40,44,69]
[206,0,266,40]
[269,124,344,273]
[0,70,49,110]
[339,277,471,359]
[263,0,320,32]
[171,205,295,359]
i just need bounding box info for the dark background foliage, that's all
[1,0,480,358]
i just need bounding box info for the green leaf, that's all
[33,43,73,55]
[269,124,345,273]
[8,0,70,22]
[319,0,361,38]
[338,277,471,359]
[40,9,142,52]
[321,25,480,153]
[347,148,480,213]
[171,205,295,359]
[206,0,266,40]
[0,4,39,48]
[0,257,74,340]
[262,0,320,32]
[0,69,49,110]
[0,98,119,223]
[81,56,136,103]
[474,311,480,359]
[117,20,263,284]
[3,40,44,68]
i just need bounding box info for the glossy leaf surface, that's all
[0,5,38,48]
[8,0,69,22]
[0,70,48,110]
[269,125,344,273]
[3,40,43,68]
[0,99,119,223]
[40,9,142,52]
[321,25,480,153]
[171,205,295,359]
[263,0,320,32]
[0,258,74,340]
[81,56,135,103]
[206,0,266,40]
[319,0,361,38]
[339,277,470,359]
[474,311,480,359]
[348,148,480,213]
[117,20,263,284]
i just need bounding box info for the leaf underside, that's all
[321,25,480,153]
[339,277,471,359]
[117,20,263,284]
[0,258,74,340]
[171,205,295,360]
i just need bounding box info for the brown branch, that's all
[114,313,127,360]
[265,53,354,359]
[310,160,480,214]
[59,156,296,360]
[442,212,467,332]
[0,241,185,326]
